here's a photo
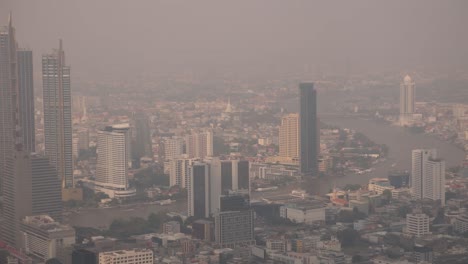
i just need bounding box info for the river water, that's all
[319,116,465,189]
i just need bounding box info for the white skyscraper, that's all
[95,124,135,198]
[411,149,445,205]
[164,137,185,161]
[169,155,195,188]
[399,75,415,126]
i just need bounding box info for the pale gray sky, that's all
[2,0,467,80]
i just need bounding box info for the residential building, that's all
[164,137,185,161]
[169,155,194,188]
[95,124,136,198]
[42,39,74,188]
[299,82,319,176]
[20,215,75,262]
[279,113,299,160]
[411,149,446,205]
[368,178,395,194]
[186,130,213,159]
[405,211,430,237]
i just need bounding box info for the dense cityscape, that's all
[1,2,468,264]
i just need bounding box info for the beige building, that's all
[279,113,299,160]
[98,249,153,264]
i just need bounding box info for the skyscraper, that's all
[131,112,153,166]
[279,113,299,160]
[0,14,18,195]
[299,82,319,176]
[1,152,63,246]
[399,75,415,125]
[411,149,446,205]
[187,162,211,219]
[17,49,35,152]
[95,124,135,198]
[42,40,73,188]
[169,155,195,188]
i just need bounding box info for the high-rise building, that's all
[214,209,255,248]
[399,75,415,125]
[411,149,446,205]
[20,215,75,262]
[0,14,19,196]
[299,82,319,176]
[1,152,63,246]
[279,113,299,159]
[131,112,153,166]
[1,150,33,247]
[42,39,73,188]
[169,155,195,188]
[164,137,185,161]
[405,211,430,237]
[95,124,136,198]
[17,49,35,152]
[187,162,211,219]
[31,154,63,222]
[186,130,213,159]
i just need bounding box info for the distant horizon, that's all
[2,0,468,82]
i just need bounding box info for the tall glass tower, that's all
[299,82,319,176]
[42,40,73,188]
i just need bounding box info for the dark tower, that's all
[299,82,318,176]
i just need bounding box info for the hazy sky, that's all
[2,0,468,81]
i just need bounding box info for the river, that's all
[318,116,465,189]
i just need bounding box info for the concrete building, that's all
[279,113,299,160]
[299,82,319,176]
[163,221,181,234]
[368,178,395,194]
[98,248,153,264]
[169,155,195,188]
[411,149,446,205]
[0,14,18,209]
[1,151,63,247]
[163,137,185,161]
[400,75,415,126]
[185,130,213,159]
[42,39,74,189]
[280,200,326,224]
[131,112,153,165]
[95,124,136,198]
[20,215,75,262]
[405,211,430,237]
[214,210,255,248]
[454,213,468,234]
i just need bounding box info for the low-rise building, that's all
[20,215,75,262]
[280,200,326,224]
[98,248,153,264]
